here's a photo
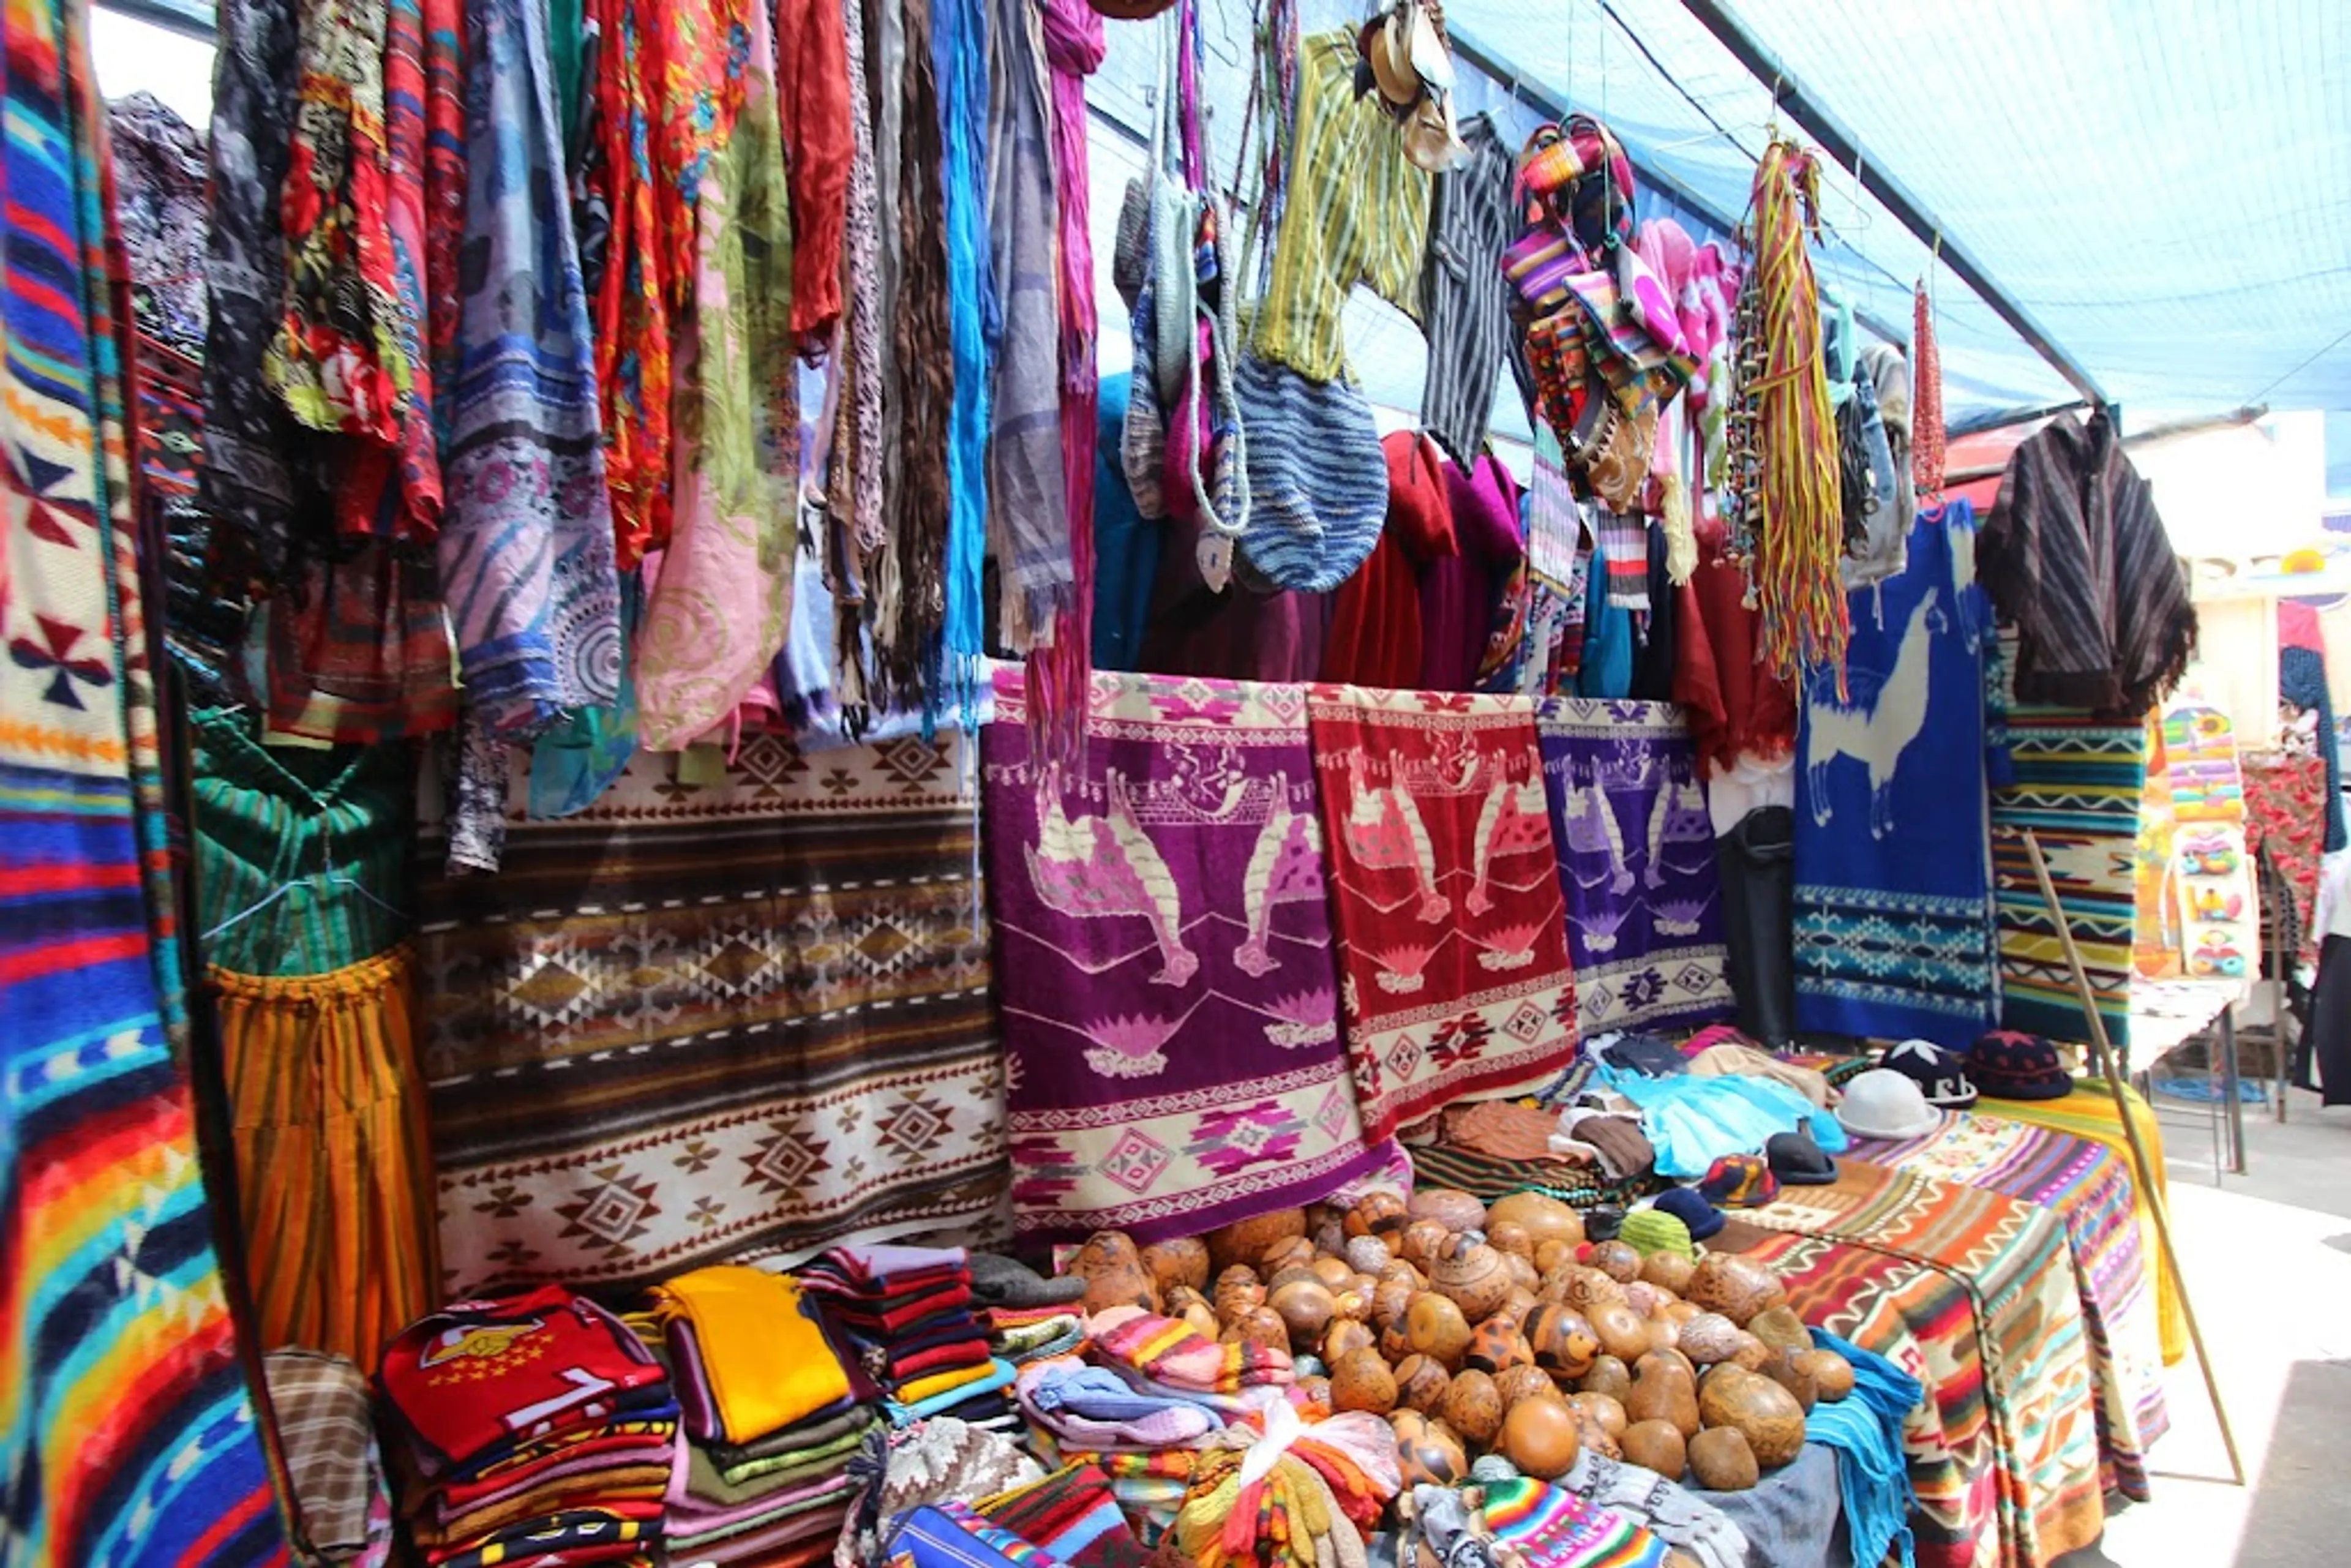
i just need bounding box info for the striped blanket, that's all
[1741,1158,2104,1568]
[1982,1085,2186,1365]
[416,733,1011,1295]
[1841,1112,2167,1498]
[1989,631,2148,1049]
[2,3,292,1560]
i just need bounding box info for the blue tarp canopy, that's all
[96,0,2351,427]
[1084,0,2351,430]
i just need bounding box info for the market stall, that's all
[17,1,2339,1566]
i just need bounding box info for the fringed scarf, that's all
[1745,141,1848,691]
[1030,0,1105,765]
[984,0,1075,727]
[879,0,953,712]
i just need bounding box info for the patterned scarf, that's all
[269,0,414,451]
[334,0,444,544]
[202,0,308,582]
[435,0,620,734]
[633,0,799,752]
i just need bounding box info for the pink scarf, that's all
[1030,0,1104,764]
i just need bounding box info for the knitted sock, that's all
[1088,1306,1290,1394]
[1557,1449,1746,1568]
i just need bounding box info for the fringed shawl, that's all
[1979,412,2196,719]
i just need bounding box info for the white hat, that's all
[1834,1068,1943,1141]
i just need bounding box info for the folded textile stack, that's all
[378,1287,677,1568]
[975,1462,1153,1568]
[970,1250,1087,1368]
[651,1265,883,1567]
[987,1304,1086,1365]
[886,1502,1076,1568]
[802,1243,1021,1430]
[266,1349,394,1568]
[1016,1363,1224,1453]
[1084,1305,1293,1416]
[1016,1305,1297,1466]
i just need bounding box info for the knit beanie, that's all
[1617,1209,1695,1261]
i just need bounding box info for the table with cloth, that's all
[1734,1157,2105,1568]
[1979,1084,2188,1365]
[1842,1110,2168,1499]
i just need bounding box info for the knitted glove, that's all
[1558,1448,1747,1568]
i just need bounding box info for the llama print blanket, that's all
[983,669,1384,1242]
[1308,687,1580,1142]
[1794,502,2001,1048]
[1536,698,1736,1033]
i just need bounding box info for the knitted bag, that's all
[1231,350,1388,593]
[1115,15,1247,585]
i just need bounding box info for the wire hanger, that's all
[201,822,405,945]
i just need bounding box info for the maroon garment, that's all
[1321,430,1443,688]
[1138,503,1332,681]
[1422,451,1523,692]
[1674,516,1796,775]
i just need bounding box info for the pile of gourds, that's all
[1065,1188,1854,1496]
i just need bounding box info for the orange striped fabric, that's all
[214,944,439,1371]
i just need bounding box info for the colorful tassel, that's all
[1745,140,1849,693]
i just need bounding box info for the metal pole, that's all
[1673,0,2111,411]
[2220,1005,2247,1174]
[2023,830,2246,1487]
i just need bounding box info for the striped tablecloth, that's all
[1738,1157,2104,1568]
[1843,1111,2167,1498]
[1979,1083,2188,1365]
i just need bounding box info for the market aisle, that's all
[2066,1152,2351,1566]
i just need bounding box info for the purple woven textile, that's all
[982,667,1381,1242]
[1536,697,1736,1033]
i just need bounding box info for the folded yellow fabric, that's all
[895,1357,997,1406]
[657,1264,852,1443]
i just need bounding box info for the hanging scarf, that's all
[633,0,798,752]
[776,0,853,342]
[1745,141,1848,691]
[435,0,620,734]
[203,0,307,583]
[587,0,664,565]
[879,0,954,711]
[823,0,885,718]
[934,0,994,703]
[269,0,414,452]
[1032,0,1106,764]
[984,0,1072,665]
[336,0,443,544]
[421,0,466,417]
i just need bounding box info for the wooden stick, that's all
[2022,828,2245,1487]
